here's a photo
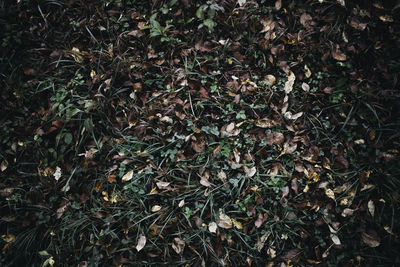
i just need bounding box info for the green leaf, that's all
[196,5,206,19]
[64,133,73,145]
[203,19,216,32]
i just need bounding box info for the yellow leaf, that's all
[325,188,335,200]
[121,170,134,182]
[304,64,312,78]
[90,70,96,79]
[231,218,243,229]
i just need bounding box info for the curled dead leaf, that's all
[172,237,185,255]
[209,222,217,233]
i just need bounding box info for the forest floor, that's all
[1,0,400,266]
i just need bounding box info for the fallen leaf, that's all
[1,160,8,172]
[264,74,276,85]
[275,0,282,10]
[172,237,185,255]
[301,82,310,92]
[332,46,347,61]
[231,218,243,229]
[200,176,212,188]
[267,247,276,258]
[341,208,355,217]
[237,0,246,7]
[151,205,162,212]
[331,234,341,245]
[209,222,217,233]
[368,200,375,217]
[122,170,134,182]
[192,139,205,153]
[53,166,62,181]
[218,212,233,229]
[156,181,170,189]
[243,166,256,178]
[136,234,146,252]
[304,65,312,78]
[284,71,296,94]
[361,230,380,247]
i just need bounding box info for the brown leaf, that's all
[300,13,312,28]
[266,132,284,145]
[192,139,205,153]
[281,248,302,262]
[332,46,347,61]
[275,0,282,10]
[361,230,380,247]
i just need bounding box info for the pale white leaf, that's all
[136,234,146,252]
[208,222,217,233]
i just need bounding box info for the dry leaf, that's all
[255,119,276,128]
[267,247,276,258]
[122,170,134,182]
[332,46,347,61]
[151,205,162,212]
[301,82,310,92]
[136,234,146,252]
[368,200,375,217]
[231,218,243,229]
[200,177,212,188]
[361,230,380,247]
[156,181,170,189]
[325,189,335,200]
[264,74,276,85]
[1,160,8,172]
[172,237,185,255]
[218,212,233,229]
[275,0,282,10]
[209,222,217,233]
[331,234,341,245]
[244,166,257,178]
[304,65,312,78]
[217,170,227,183]
[341,208,355,217]
[54,166,62,181]
[284,71,296,94]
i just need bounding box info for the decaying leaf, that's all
[243,166,256,178]
[1,160,8,172]
[361,230,380,247]
[284,71,296,94]
[151,205,162,212]
[136,234,146,252]
[332,46,347,61]
[218,211,233,229]
[121,170,134,182]
[304,64,312,78]
[209,222,217,233]
[172,237,185,255]
[53,166,62,181]
[156,181,170,189]
[368,200,375,217]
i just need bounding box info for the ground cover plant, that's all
[1,0,399,266]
